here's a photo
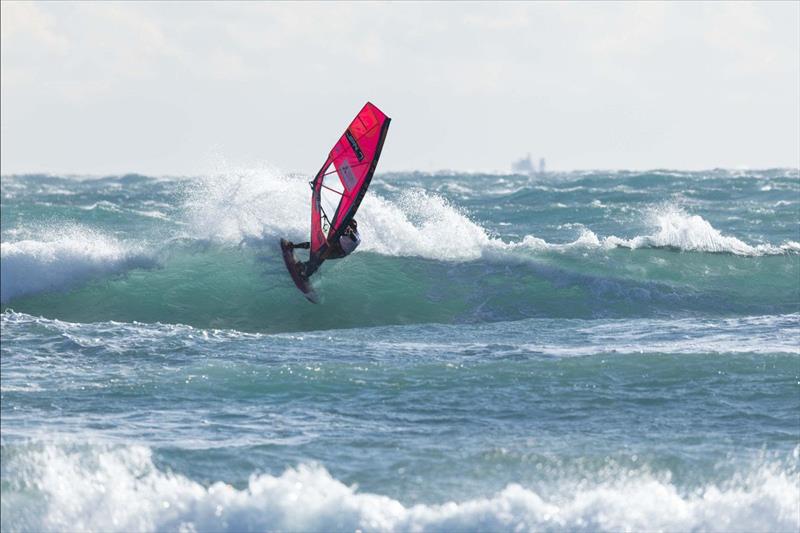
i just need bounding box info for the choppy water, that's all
[1,168,799,532]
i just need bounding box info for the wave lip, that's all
[2,443,798,533]
[360,190,492,261]
[179,169,794,261]
[602,208,790,256]
[0,227,154,304]
[180,167,494,262]
[510,208,797,258]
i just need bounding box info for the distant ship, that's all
[512,153,546,175]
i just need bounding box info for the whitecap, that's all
[3,443,797,533]
[0,226,155,303]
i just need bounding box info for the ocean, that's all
[1,168,798,532]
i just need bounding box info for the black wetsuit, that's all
[290,229,360,279]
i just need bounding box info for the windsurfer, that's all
[287,219,360,279]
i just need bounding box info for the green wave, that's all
[4,239,797,333]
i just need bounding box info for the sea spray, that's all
[0,225,155,303]
[604,206,775,255]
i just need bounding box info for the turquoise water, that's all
[1,169,799,531]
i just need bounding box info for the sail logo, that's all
[339,160,358,191]
[345,130,364,161]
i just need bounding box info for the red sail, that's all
[309,102,390,259]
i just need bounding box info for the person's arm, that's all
[290,242,310,249]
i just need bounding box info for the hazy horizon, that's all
[2,1,799,176]
[2,165,799,180]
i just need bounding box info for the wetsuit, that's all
[289,228,360,279]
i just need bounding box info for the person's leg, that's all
[289,241,310,250]
[298,258,320,279]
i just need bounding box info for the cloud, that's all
[1,1,798,174]
[1,1,69,54]
[703,2,796,78]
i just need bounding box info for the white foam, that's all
[0,226,153,303]
[181,164,310,244]
[358,190,492,261]
[512,229,602,253]
[514,208,796,257]
[179,167,600,262]
[181,168,795,261]
[4,443,798,533]
[603,208,771,255]
[781,241,800,253]
[181,166,493,260]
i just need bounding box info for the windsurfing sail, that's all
[309,102,390,262]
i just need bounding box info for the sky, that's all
[1,1,799,176]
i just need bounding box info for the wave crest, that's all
[180,169,795,260]
[0,226,154,304]
[180,167,492,261]
[511,208,795,257]
[603,208,784,256]
[3,443,797,533]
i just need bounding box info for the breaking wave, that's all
[2,443,797,533]
[1,170,795,314]
[601,207,799,256]
[180,167,491,261]
[0,226,155,304]
[512,208,798,257]
[181,169,796,260]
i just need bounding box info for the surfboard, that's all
[281,102,390,302]
[280,239,319,303]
